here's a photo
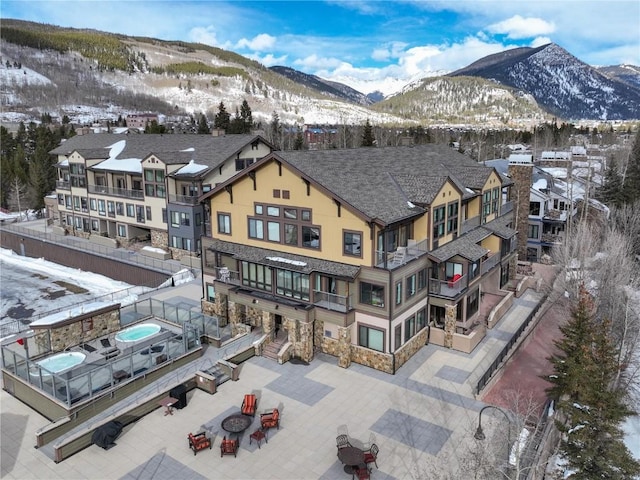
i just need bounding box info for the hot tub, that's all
[115,323,161,343]
[32,352,86,376]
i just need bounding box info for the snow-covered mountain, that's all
[449,43,640,121]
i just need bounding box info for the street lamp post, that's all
[474,405,512,470]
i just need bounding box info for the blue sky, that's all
[2,0,639,94]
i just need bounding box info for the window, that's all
[65,195,72,208]
[395,282,402,305]
[195,212,202,226]
[206,284,215,302]
[395,325,402,350]
[529,202,541,216]
[116,202,124,216]
[91,219,99,231]
[433,205,446,238]
[73,196,80,211]
[406,275,416,299]
[528,224,539,239]
[284,224,297,245]
[445,261,463,281]
[180,212,189,226]
[126,204,135,217]
[275,269,310,300]
[482,191,491,220]
[136,205,145,223]
[273,189,281,198]
[171,211,180,227]
[58,194,64,205]
[267,221,280,242]
[144,169,165,198]
[80,197,88,212]
[360,282,384,307]
[492,188,499,213]
[145,206,152,221]
[416,308,426,331]
[218,213,231,234]
[241,261,273,291]
[302,226,320,249]
[248,218,264,239]
[359,325,384,352]
[162,208,167,224]
[404,316,415,342]
[117,224,126,237]
[107,201,115,218]
[235,157,255,171]
[343,231,362,256]
[418,268,428,291]
[98,200,106,216]
[469,260,480,280]
[267,206,280,216]
[447,202,458,234]
[467,289,479,318]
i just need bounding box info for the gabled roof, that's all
[203,145,501,226]
[50,133,271,175]
[430,227,491,262]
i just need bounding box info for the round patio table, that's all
[221,414,252,433]
[338,446,365,474]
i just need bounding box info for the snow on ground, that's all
[0,248,149,325]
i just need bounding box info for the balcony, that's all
[313,290,352,312]
[214,266,242,286]
[375,238,428,269]
[541,233,563,244]
[480,252,500,275]
[88,184,144,200]
[56,180,70,190]
[168,194,200,205]
[429,274,468,298]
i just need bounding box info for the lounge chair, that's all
[100,338,112,348]
[220,436,239,457]
[188,432,211,455]
[241,394,257,416]
[260,408,280,430]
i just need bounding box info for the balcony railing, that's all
[313,290,352,312]
[541,233,563,244]
[375,238,428,269]
[88,184,144,199]
[56,180,70,190]
[461,216,480,234]
[481,252,501,275]
[428,274,468,298]
[168,194,200,205]
[214,266,242,286]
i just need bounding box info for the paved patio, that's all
[1,280,547,480]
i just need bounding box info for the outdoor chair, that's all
[220,436,239,457]
[260,408,280,430]
[352,465,371,480]
[364,443,379,469]
[241,394,257,416]
[187,432,211,455]
[336,434,351,450]
[100,338,113,348]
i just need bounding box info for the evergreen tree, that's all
[213,102,230,132]
[294,128,305,150]
[197,114,210,134]
[145,120,166,134]
[228,107,244,134]
[361,119,375,147]
[239,99,253,134]
[269,111,282,150]
[546,287,640,479]
[597,158,626,207]
[622,129,640,202]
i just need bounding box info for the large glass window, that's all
[275,269,310,301]
[404,316,415,342]
[267,221,280,242]
[482,191,492,220]
[360,282,385,307]
[529,202,541,216]
[416,308,426,331]
[359,325,384,352]
[144,169,166,198]
[395,325,402,350]
[447,202,458,234]
[467,289,479,318]
[406,275,416,299]
[241,261,273,291]
[445,261,463,281]
[98,200,106,216]
[302,226,320,249]
[249,218,264,239]
[395,282,402,305]
[528,224,539,239]
[433,205,446,239]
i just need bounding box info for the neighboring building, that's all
[50,133,273,259]
[200,145,518,373]
[126,114,159,129]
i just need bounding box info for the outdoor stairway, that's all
[262,333,287,361]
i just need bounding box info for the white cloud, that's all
[487,15,555,39]
[294,54,345,70]
[371,41,408,61]
[531,37,552,48]
[251,53,289,67]
[236,33,276,51]
[188,26,219,46]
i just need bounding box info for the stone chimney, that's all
[508,154,533,261]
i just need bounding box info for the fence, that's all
[475,294,547,395]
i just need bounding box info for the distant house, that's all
[126,114,159,130]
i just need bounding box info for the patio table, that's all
[222,413,252,433]
[338,446,365,474]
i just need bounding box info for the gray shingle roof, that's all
[49,133,268,172]
[276,144,495,225]
[430,227,491,262]
[482,215,517,239]
[207,239,360,279]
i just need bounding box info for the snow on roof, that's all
[176,159,208,175]
[532,178,548,191]
[540,167,568,179]
[30,301,116,327]
[90,140,143,173]
[541,151,570,159]
[508,153,533,164]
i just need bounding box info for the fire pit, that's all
[221,414,252,433]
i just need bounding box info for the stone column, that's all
[444,303,457,349]
[508,157,533,262]
[298,321,314,363]
[263,311,274,339]
[337,326,352,368]
[508,256,517,283]
[229,301,245,337]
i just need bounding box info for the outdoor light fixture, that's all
[474,405,512,461]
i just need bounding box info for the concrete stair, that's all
[262,333,287,361]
